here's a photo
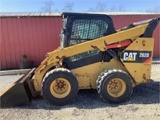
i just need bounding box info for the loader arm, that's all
[34,23,150,91]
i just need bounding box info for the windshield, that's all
[69,19,108,46]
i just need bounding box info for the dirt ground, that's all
[0,64,160,120]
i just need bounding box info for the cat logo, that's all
[123,52,137,61]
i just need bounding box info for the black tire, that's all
[42,68,78,105]
[96,69,133,103]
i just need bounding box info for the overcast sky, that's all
[0,0,160,12]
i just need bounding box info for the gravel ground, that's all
[0,64,160,120]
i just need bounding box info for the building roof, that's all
[0,12,61,17]
[91,12,160,15]
[0,12,159,17]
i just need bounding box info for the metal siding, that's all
[0,17,62,69]
[0,18,3,69]
[111,15,160,58]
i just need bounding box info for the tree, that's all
[109,5,125,12]
[109,5,116,12]
[42,0,54,12]
[95,2,108,12]
[88,2,108,12]
[63,2,74,12]
[87,8,96,12]
[88,2,125,12]
[146,6,160,13]
[117,5,126,12]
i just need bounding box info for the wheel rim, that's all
[107,78,126,97]
[50,78,71,98]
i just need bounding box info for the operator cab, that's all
[60,12,116,48]
[61,13,116,69]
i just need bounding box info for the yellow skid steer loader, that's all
[0,13,159,107]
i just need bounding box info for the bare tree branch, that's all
[88,2,125,12]
[87,8,96,12]
[117,5,126,12]
[63,2,74,12]
[96,2,108,12]
[109,5,116,12]
[42,0,54,13]
[146,6,160,13]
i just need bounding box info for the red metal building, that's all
[0,12,159,70]
[0,13,62,70]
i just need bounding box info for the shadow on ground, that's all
[20,81,159,110]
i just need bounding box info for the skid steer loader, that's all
[0,12,159,107]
